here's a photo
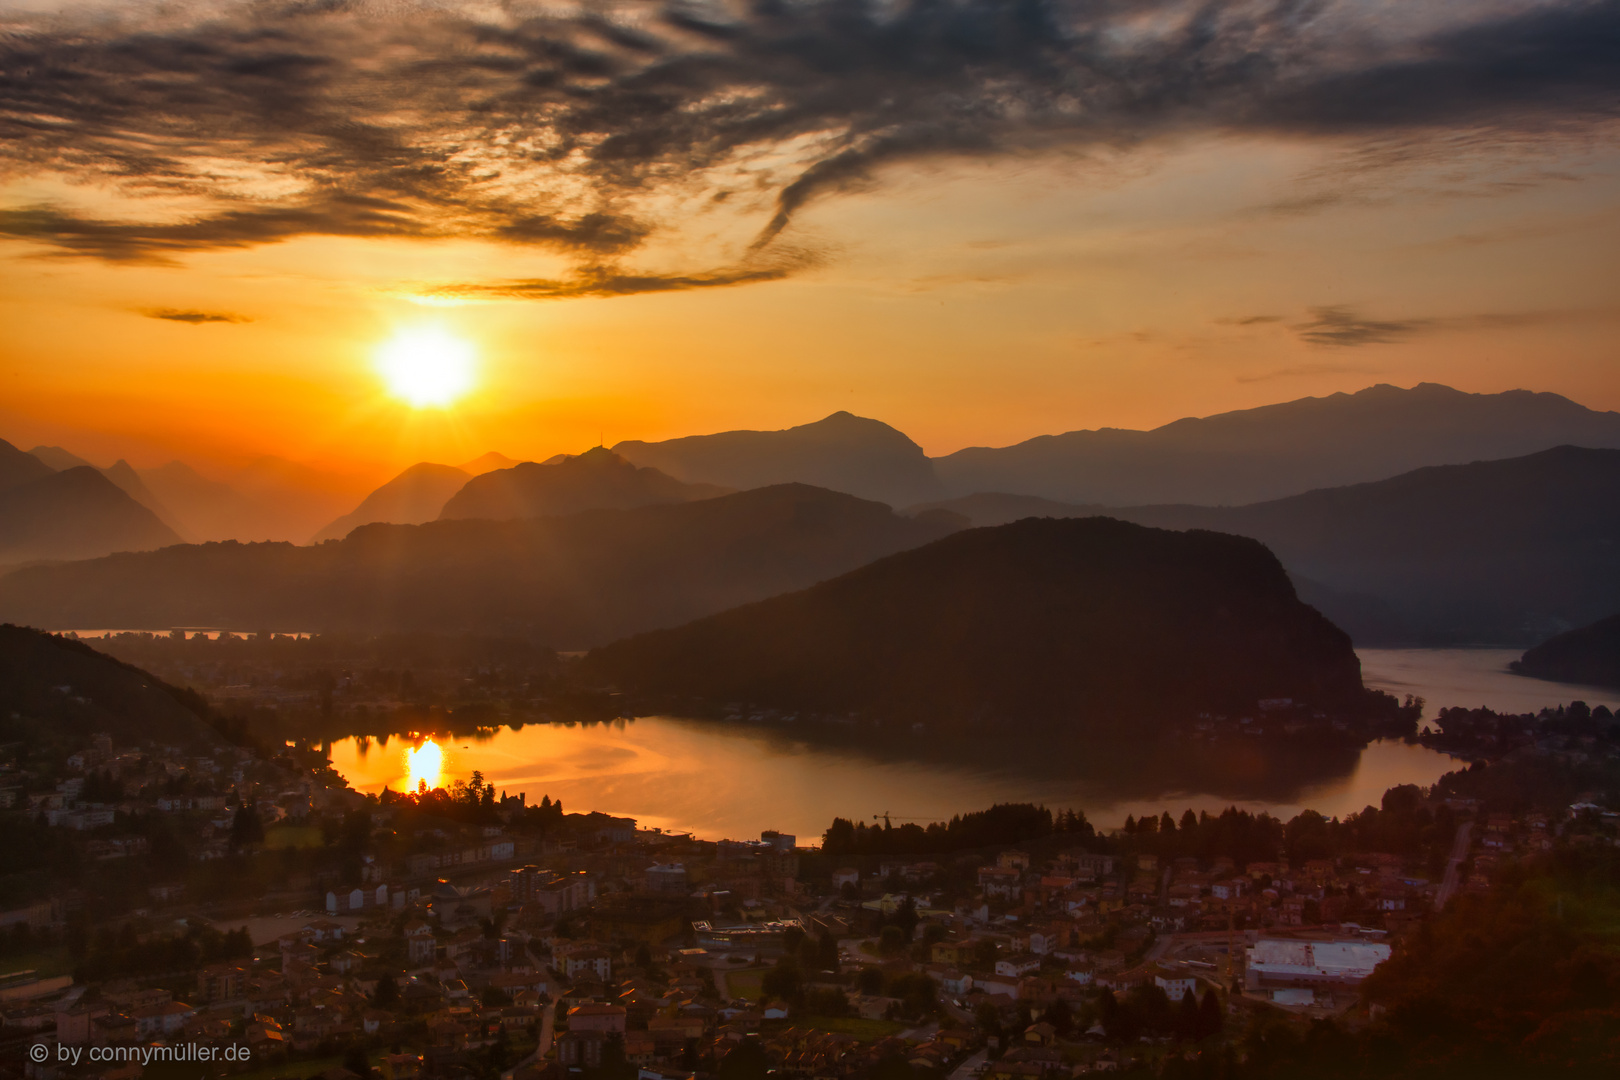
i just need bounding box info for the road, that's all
[947,1049,987,1080]
[1434,821,1473,910]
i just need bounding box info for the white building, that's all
[1245,937,1391,995]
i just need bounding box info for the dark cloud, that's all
[1217,314,1284,326]
[0,0,1617,290]
[141,308,252,324]
[422,248,820,300]
[1293,306,1431,347]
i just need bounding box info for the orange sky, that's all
[3,2,1619,492]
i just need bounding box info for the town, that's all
[2,688,1617,1080]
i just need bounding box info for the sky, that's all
[2,0,1618,490]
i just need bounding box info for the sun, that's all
[375,326,476,408]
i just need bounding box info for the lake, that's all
[329,648,1619,843]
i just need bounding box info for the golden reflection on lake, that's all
[329,718,1464,842]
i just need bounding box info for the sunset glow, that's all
[376,328,477,409]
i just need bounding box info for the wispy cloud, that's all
[1216,315,1285,326]
[417,254,816,302]
[140,308,252,324]
[1294,306,1432,347]
[1,0,1618,292]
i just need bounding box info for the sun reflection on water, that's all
[405,738,443,791]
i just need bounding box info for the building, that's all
[512,867,595,913]
[1153,971,1198,1002]
[646,863,689,895]
[567,1004,627,1034]
[565,949,612,982]
[1244,936,1392,997]
[198,964,249,1003]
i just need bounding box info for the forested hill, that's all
[1513,613,1620,688]
[585,516,1365,733]
[0,624,219,747]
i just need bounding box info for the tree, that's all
[1197,988,1223,1040]
[1043,997,1073,1036]
[856,966,884,995]
[374,974,399,1009]
[342,1044,372,1080]
[879,925,907,955]
[761,957,803,1005]
[1174,989,1200,1041]
[717,1038,770,1080]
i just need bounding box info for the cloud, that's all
[1216,315,1284,326]
[1,0,1618,291]
[141,308,252,324]
[418,255,815,301]
[1293,306,1432,347]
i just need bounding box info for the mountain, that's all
[614,411,945,508]
[0,623,218,746]
[0,466,183,567]
[0,438,55,493]
[0,485,965,645]
[1102,446,1620,646]
[933,383,1620,505]
[439,447,730,521]
[584,517,1364,732]
[1512,615,1620,689]
[139,457,360,543]
[101,459,191,539]
[27,445,95,472]
[459,451,521,475]
[313,462,472,542]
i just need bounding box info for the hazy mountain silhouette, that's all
[0,439,55,493]
[28,445,96,472]
[0,623,217,746]
[614,411,945,508]
[0,466,182,567]
[459,451,521,475]
[1104,446,1620,646]
[0,485,963,645]
[313,462,473,542]
[26,446,192,538]
[1512,614,1620,689]
[440,447,730,521]
[139,457,360,543]
[933,384,1620,504]
[585,517,1364,732]
[101,459,191,539]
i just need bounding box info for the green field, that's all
[1,947,73,978]
[722,968,766,1001]
[263,825,323,850]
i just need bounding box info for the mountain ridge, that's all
[0,484,963,645]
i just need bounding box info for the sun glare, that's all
[376,326,476,408]
[405,738,443,791]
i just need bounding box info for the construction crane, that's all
[872,812,934,827]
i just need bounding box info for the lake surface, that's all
[1359,647,1620,718]
[328,648,1617,843]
